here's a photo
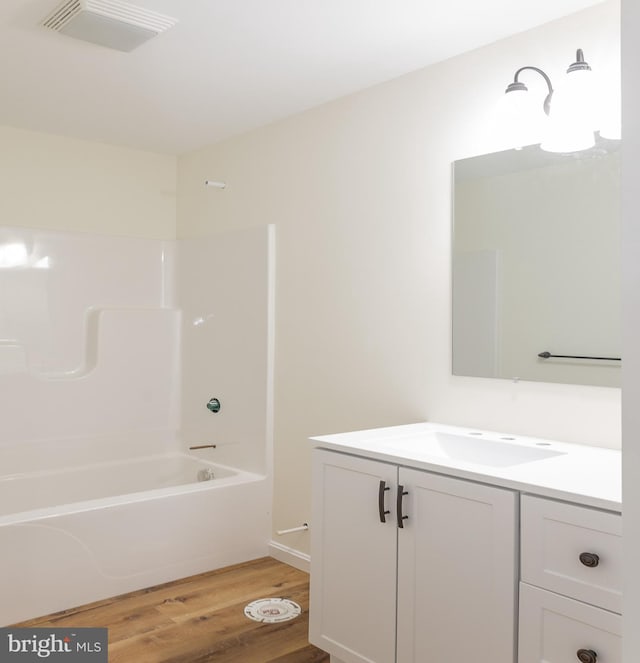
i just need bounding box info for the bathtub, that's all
[0,452,270,626]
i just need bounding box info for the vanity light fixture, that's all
[503,49,596,153]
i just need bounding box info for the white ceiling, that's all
[0,0,604,155]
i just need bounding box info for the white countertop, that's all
[311,422,622,512]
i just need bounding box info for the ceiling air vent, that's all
[41,0,178,52]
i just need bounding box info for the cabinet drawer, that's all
[518,583,621,663]
[521,495,621,613]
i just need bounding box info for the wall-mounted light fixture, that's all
[503,49,598,152]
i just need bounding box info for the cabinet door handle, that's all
[378,480,391,523]
[579,552,600,568]
[396,484,409,528]
[576,649,597,663]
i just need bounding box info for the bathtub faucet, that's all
[189,444,217,450]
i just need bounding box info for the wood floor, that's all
[16,557,329,663]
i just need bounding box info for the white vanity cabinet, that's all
[309,450,398,663]
[518,496,622,663]
[309,448,518,663]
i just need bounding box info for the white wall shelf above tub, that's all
[310,422,621,513]
[0,307,178,380]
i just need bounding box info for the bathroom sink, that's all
[377,431,566,468]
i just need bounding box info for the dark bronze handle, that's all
[396,484,409,528]
[577,649,597,663]
[579,552,600,568]
[378,480,391,523]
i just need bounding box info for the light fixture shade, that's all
[559,68,597,124]
[41,0,178,52]
[540,121,595,153]
[499,87,549,149]
[541,65,596,153]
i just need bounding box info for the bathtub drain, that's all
[197,468,215,482]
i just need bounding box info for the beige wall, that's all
[622,0,640,652]
[0,126,176,239]
[177,1,621,553]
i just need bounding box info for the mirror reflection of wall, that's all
[452,139,621,387]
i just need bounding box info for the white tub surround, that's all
[0,224,274,475]
[0,225,275,625]
[177,226,275,476]
[309,422,621,663]
[0,228,178,445]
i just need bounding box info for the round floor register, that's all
[244,598,302,623]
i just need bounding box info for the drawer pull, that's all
[579,552,600,568]
[576,649,597,663]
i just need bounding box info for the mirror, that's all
[452,138,621,387]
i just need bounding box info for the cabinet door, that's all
[396,467,517,663]
[310,449,398,663]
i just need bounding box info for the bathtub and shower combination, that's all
[0,226,275,626]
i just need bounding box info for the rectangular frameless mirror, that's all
[452,138,621,387]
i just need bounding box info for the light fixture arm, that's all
[506,66,554,115]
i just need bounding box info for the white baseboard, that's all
[268,540,310,573]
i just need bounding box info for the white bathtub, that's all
[0,453,270,625]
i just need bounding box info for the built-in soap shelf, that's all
[0,307,179,380]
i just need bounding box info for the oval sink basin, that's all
[378,431,566,467]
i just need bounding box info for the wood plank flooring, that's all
[16,557,329,663]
